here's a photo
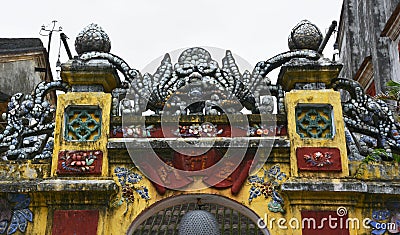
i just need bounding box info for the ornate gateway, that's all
[0,20,399,235]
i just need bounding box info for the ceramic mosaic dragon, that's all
[0,81,69,160]
[80,47,321,116]
[332,78,400,160]
[2,22,400,164]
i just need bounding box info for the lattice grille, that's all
[65,106,102,141]
[295,105,333,138]
[133,202,264,235]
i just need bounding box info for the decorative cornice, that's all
[282,179,400,194]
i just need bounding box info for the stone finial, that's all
[75,23,111,55]
[288,20,323,51]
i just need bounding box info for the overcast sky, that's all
[1,0,342,79]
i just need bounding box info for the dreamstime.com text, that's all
[257,207,398,231]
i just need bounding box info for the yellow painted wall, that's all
[2,87,396,235]
[0,151,395,235]
[285,89,349,178]
[51,92,112,177]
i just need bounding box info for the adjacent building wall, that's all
[338,0,400,94]
[0,38,54,97]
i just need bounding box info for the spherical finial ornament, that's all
[75,23,111,55]
[178,210,220,235]
[288,20,323,51]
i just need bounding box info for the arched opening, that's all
[127,194,269,235]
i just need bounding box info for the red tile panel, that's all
[301,211,350,235]
[52,210,99,235]
[296,147,342,171]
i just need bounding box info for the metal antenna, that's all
[39,20,63,81]
[39,20,63,58]
[55,37,62,80]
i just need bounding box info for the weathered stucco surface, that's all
[0,59,43,96]
[339,0,400,93]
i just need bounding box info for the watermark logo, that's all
[336,206,347,217]
[257,206,398,231]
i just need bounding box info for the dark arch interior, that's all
[133,202,264,235]
[128,194,268,235]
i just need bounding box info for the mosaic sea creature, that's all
[79,34,321,116]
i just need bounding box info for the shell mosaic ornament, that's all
[81,43,321,116]
[110,125,154,138]
[0,81,69,160]
[333,78,400,160]
[173,123,223,137]
[247,124,276,137]
[303,151,333,167]
[0,194,33,235]
[288,20,323,51]
[113,167,150,208]
[368,210,395,234]
[1,22,399,165]
[247,164,287,213]
[57,150,102,175]
[75,23,111,55]
[368,200,400,234]
[0,22,338,162]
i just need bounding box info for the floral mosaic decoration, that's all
[111,125,154,138]
[247,164,287,213]
[111,124,287,138]
[247,124,276,137]
[174,123,223,137]
[303,151,333,167]
[368,201,400,235]
[0,194,33,235]
[113,167,150,208]
[57,150,102,175]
